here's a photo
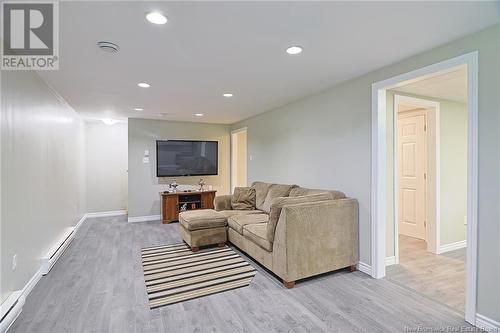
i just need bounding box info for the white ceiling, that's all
[394,65,467,103]
[38,1,499,124]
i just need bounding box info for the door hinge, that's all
[424,220,427,227]
[424,124,427,131]
[424,173,427,180]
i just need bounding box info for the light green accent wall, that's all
[127,118,231,218]
[85,121,128,213]
[439,99,468,245]
[385,91,467,257]
[1,70,86,303]
[232,24,499,320]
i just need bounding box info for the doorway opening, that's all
[389,86,468,315]
[231,127,248,192]
[393,95,441,260]
[371,52,478,324]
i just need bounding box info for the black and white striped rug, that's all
[141,243,256,308]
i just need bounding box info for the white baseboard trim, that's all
[438,240,467,254]
[74,214,87,233]
[0,291,25,333]
[0,266,42,333]
[85,210,127,218]
[20,268,42,300]
[2,209,128,332]
[128,215,161,223]
[1,213,91,332]
[41,227,75,275]
[385,256,396,266]
[357,262,372,276]
[476,313,500,331]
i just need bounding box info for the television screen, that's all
[156,140,218,177]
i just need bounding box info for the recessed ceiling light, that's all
[133,107,144,111]
[146,12,167,25]
[137,82,150,88]
[286,46,303,55]
[158,112,168,117]
[102,118,118,126]
[195,113,204,117]
[223,93,233,97]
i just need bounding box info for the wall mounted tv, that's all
[156,140,218,177]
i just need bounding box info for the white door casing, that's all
[371,52,478,325]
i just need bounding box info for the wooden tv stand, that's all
[160,190,216,224]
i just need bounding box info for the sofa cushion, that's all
[261,184,297,213]
[218,210,262,218]
[228,213,269,234]
[266,193,334,241]
[231,187,256,210]
[243,223,273,252]
[178,209,227,231]
[251,181,273,211]
[289,187,346,200]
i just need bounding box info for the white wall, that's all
[128,118,231,218]
[1,70,86,302]
[85,121,128,213]
[232,24,500,321]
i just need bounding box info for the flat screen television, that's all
[156,140,218,177]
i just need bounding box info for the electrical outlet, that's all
[12,254,17,271]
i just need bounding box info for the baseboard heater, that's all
[41,227,76,275]
[0,291,25,333]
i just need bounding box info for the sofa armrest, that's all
[214,195,233,211]
[272,198,359,282]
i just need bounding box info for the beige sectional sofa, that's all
[214,181,359,288]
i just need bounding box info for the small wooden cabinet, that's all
[160,190,216,224]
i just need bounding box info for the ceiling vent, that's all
[97,41,119,53]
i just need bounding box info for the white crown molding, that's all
[128,215,161,223]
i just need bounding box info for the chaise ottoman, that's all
[178,209,227,252]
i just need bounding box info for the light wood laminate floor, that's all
[10,216,470,333]
[386,235,466,314]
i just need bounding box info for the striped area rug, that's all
[141,243,256,308]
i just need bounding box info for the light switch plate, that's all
[143,157,150,164]
[145,150,150,156]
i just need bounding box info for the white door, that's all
[397,110,427,240]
